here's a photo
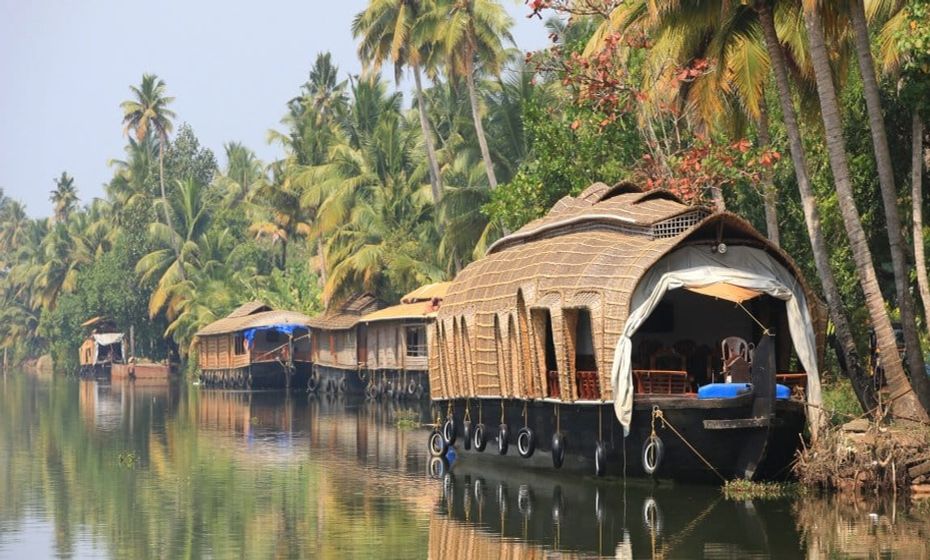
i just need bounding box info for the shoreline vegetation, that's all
[2,1,930,492]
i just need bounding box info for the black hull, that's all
[311,365,430,400]
[199,362,311,390]
[434,396,805,483]
[79,363,112,379]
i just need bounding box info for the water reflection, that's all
[1,372,928,559]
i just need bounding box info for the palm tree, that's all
[136,178,211,320]
[49,172,78,223]
[121,74,178,263]
[213,142,264,206]
[353,0,444,205]
[846,0,927,401]
[802,1,928,420]
[751,0,877,413]
[33,219,92,310]
[426,0,514,189]
[0,200,30,260]
[248,163,312,271]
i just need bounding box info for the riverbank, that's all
[795,418,930,496]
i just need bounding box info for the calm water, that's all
[1,373,929,559]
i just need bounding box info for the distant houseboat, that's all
[427,182,826,482]
[112,360,174,383]
[307,293,383,394]
[357,282,449,399]
[195,301,312,389]
[78,317,125,377]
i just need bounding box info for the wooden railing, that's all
[633,370,693,395]
[575,370,601,400]
[546,370,561,399]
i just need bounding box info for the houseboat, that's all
[357,282,449,399]
[427,182,826,482]
[307,293,383,394]
[195,301,312,389]
[111,360,175,383]
[78,316,126,377]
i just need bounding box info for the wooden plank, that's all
[703,417,783,430]
[908,461,930,480]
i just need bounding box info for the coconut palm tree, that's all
[121,74,178,263]
[802,0,928,420]
[136,178,211,321]
[425,0,514,189]
[33,219,92,310]
[845,0,927,401]
[213,142,265,206]
[353,0,444,205]
[248,163,313,271]
[49,172,78,223]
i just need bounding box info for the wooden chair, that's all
[650,347,686,371]
[632,370,692,395]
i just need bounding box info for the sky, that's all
[0,0,551,218]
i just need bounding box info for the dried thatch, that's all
[196,308,311,336]
[308,293,383,330]
[430,182,826,402]
[401,281,451,304]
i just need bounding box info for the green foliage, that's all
[821,377,864,425]
[486,94,642,231]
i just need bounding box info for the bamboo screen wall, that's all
[429,183,824,403]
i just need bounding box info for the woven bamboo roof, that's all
[360,301,439,324]
[227,301,272,318]
[307,293,384,330]
[486,183,699,255]
[196,308,311,337]
[401,281,451,303]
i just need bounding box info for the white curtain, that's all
[610,245,822,434]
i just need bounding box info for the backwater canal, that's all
[1,372,928,559]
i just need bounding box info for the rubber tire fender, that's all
[594,441,607,477]
[516,427,536,458]
[497,424,510,455]
[442,418,457,446]
[642,435,665,476]
[462,420,472,451]
[428,429,448,458]
[473,423,487,452]
[551,432,566,469]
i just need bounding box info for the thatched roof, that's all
[307,293,383,330]
[196,303,311,337]
[433,182,826,401]
[401,281,451,304]
[227,301,271,318]
[361,301,440,324]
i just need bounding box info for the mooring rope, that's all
[652,406,726,482]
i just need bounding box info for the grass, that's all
[722,479,801,500]
[395,409,420,430]
[118,451,139,469]
[821,377,863,425]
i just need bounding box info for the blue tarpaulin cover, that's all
[243,324,305,345]
[697,383,791,400]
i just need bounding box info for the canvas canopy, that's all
[243,323,306,345]
[610,245,823,434]
[90,333,125,364]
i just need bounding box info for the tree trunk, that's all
[159,142,184,281]
[913,113,930,330]
[849,0,930,410]
[803,2,927,421]
[413,63,443,205]
[281,237,288,272]
[317,238,328,302]
[465,54,498,190]
[709,184,726,212]
[757,2,875,418]
[757,98,780,247]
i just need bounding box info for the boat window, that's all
[234,334,246,355]
[574,309,600,399]
[532,309,560,398]
[406,325,427,357]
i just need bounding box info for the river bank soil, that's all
[795,418,930,496]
